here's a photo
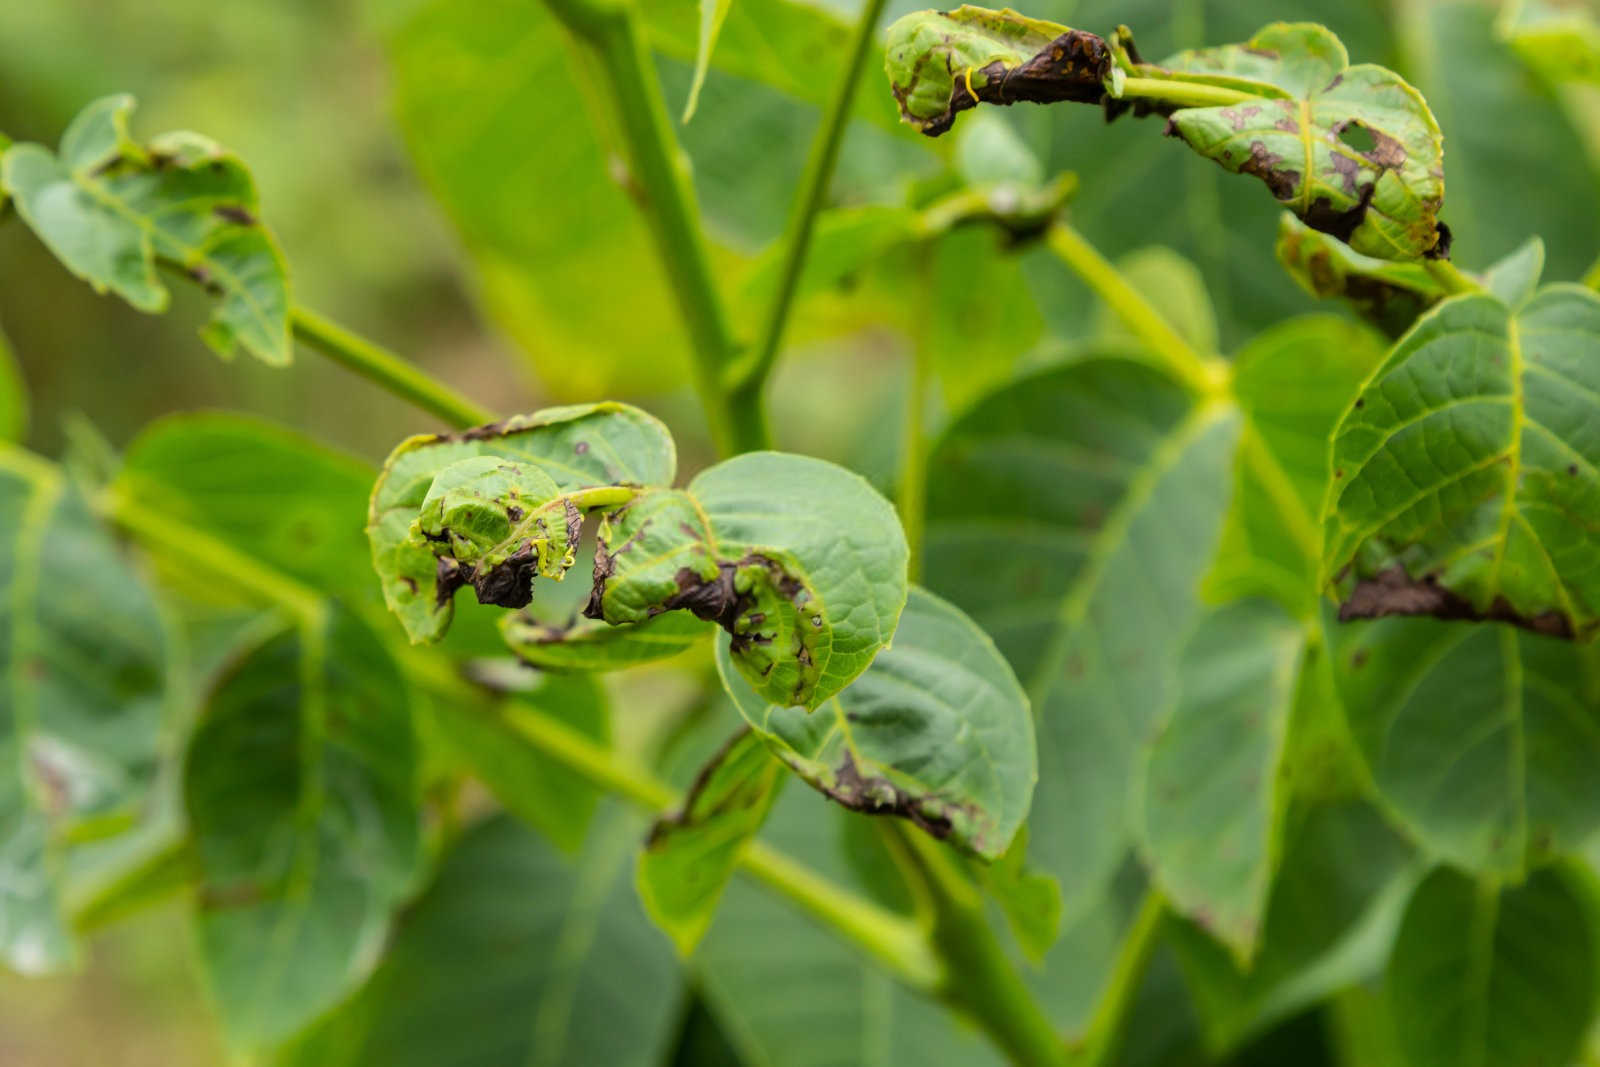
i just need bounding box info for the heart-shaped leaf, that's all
[1,95,292,364]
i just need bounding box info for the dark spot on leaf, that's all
[213,204,256,226]
[822,751,959,842]
[436,556,465,608]
[505,504,524,522]
[910,29,1111,137]
[1351,648,1369,669]
[575,441,589,455]
[469,542,537,609]
[1569,464,1580,477]
[1240,141,1299,201]
[1338,565,1574,639]
[1354,398,1365,409]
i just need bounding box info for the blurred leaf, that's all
[1093,246,1219,357]
[502,610,711,672]
[714,585,1033,858]
[1384,864,1598,1067]
[279,810,684,1067]
[682,0,734,122]
[1502,0,1600,86]
[1324,288,1600,639]
[1,95,292,364]
[366,403,675,644]
[1156,23,1447,261]
[1138,600,1305,964]
[1331,615,1600,876]
[1207,315,1384,615]
[425,672,609,854]
[978,825,1063,962]
[1480,237,1546,307]
[1276,214,1448,337]
[638,727,785,954]
[595,452,908,710]
[0,447,169,975]
[924,358,1238,906]
[924,223,1048,413]
[187,609,421,1048]
[1168,802,1421,1055]
[0,320,24,443]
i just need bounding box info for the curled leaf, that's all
[501,610,711,673]
[1276,213,1448,336]
[0,95,292,364]
[884,6,1110,136]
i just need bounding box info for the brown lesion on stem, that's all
[1338,565,1574,640]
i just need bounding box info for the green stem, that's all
[727,0,892,415]
[544,0,758,456]
[899,256,933,582]
[291,307,493,430]
[1581,253,1600,293]
[1072,890,1166,1066]
[1118,76,1259,109]
[1423,258,1484,296]
[1045,221,1229,396]
[896,828,1070,1067]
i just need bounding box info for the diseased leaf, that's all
[1385,864,1598,1067]
[279,811,684,1067]
[714,586,1033,859]
[591,452,908,710]
[978,825,1063,962]
[1324,286,1600,640]
[925,358,1239,907]
[1137,600,1305,964]
[187,609,421,1048]
[0,447,169,975]
[884,6,1111,136]
[425,672,610,854]
[1,95,292,364]
[1330,614,1600,876]
[1276,214,1448,337]
[637,727,785,954]
[1156,23,1448,261]
[501,610,711,673]
[366,404,675,644]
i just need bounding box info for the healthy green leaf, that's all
[279,810,684,1067]
[187,608,421,1048]
[1276,213,1449,337]
[637,727,785,954]
[0,447,169,975]
[884,6,1111,136]
[977,825,1063,962]
[1137,600,1305,964]
[924,358,1239,905]
[1156,23,1448,261]
[501,610,711,673]
[682,0,734,122]
[1324,286,1600,640]
[366,403,675,644]
[1330,614,1600,876]
[0,321,25,444]
[594,452,908,710]
[1385,864,1598,1067]
[424,672,610,854]
[1,95,292,364]
[715,585,1032,859]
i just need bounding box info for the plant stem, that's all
[1581,253,1600,293]
[896,828,1071,1067]
[1045,221,1229,396]
[899,258,933,582]
[544,0,760,456]
[727,0,891,413]
[1117,76,1259,109]
[1422,258,1484,296]
[291,307,493,430]
[1071,889,1166,1066]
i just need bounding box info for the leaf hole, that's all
[1337,122,1377,154]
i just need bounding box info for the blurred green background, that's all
[2,0,1597,1062]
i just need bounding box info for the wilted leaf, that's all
[280,811,684,1067]
[1276,214,1448,336]
[1157,22,1448,261]
[501,610,711,673]
[1330,614,1600,876]
[1324,286,1600,640]
[1385,864,1598,1067]
[187,609,421,1047]
[637,727,785,954]
[1,95,292,364]
[0,447,169,975]
[715,586,1033,859]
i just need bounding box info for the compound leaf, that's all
[1324,286,1600,640]
[1,95,292,364]
[715,586,1033,859]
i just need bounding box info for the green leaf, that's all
[279,810,685,1067]
[714,585,1032,859]
[366,403,675,644]
[1480,237,1546,309]
[1276,214,1449,337]
[1330,614,1600,876]
[1502,0,1600,85]
[978,825,1062,963]
[1384,864,1598,1067]
[924,358,1239,904]
[501,610,711,673]
[187,608,421,1047]
[682,0,734,122]
[884,6,1112,136]
[1324,286,1600,639]
[1092,246,1220,357]
[0,320,25,444]
[637,727,785,954]
[1,95,292,364]
[1158,23,1448,261]
[0,447,169,974]
[1137,600,1305,964]
[424,672,610,854]
[595,451,908,710]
